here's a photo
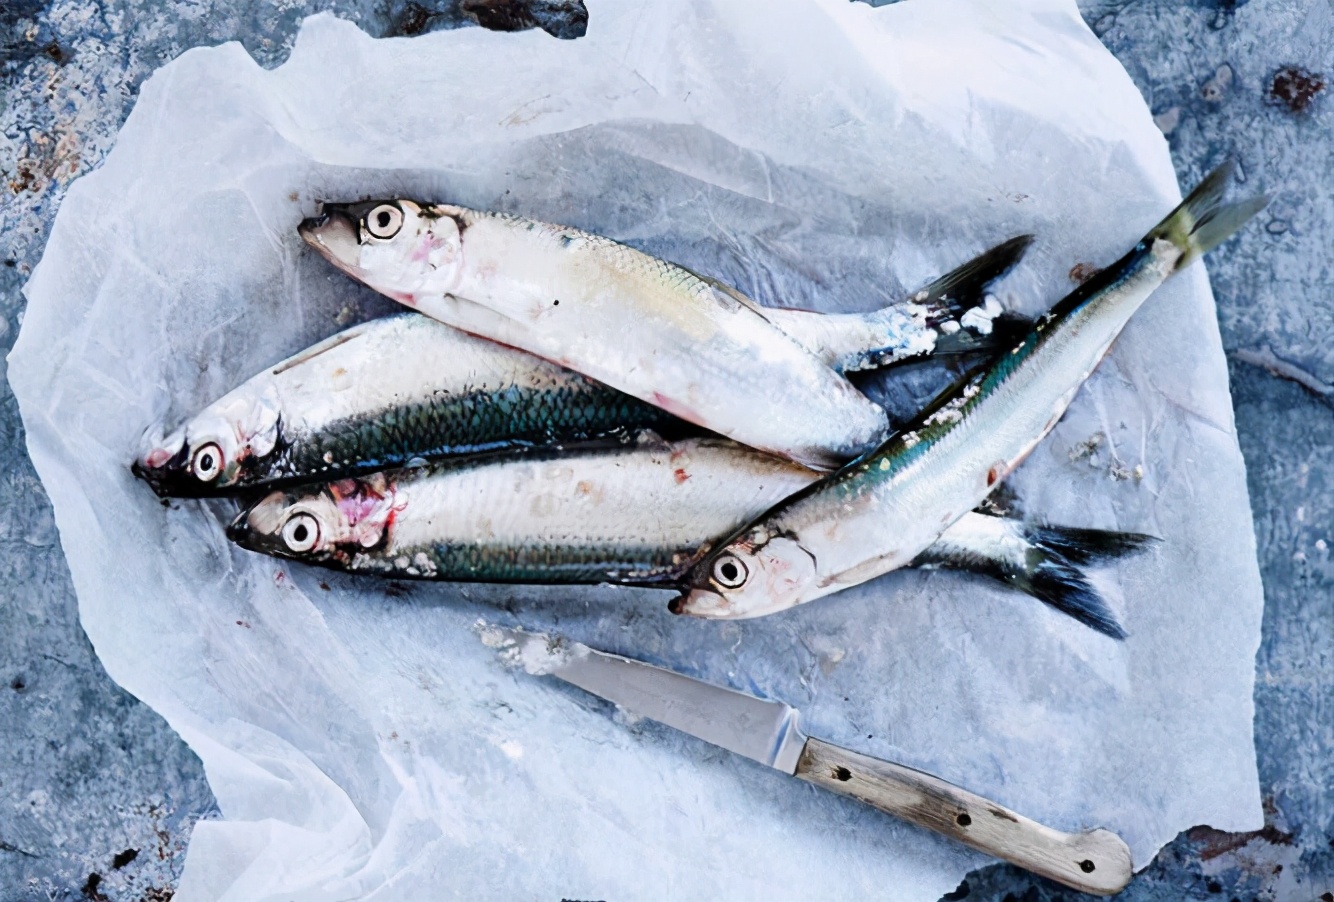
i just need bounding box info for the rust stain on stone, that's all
[1187,823,1295,861]
[391,1,433,36]
[8,160,39,194]
[1269,66,1326,113]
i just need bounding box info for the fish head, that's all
[299,200,463,301]
[670,532,818,619]
[132,391,281,497]
[225,475,403,564]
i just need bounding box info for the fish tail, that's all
[813,235,1033,373]
[915,234,1034,323]
[931,312,1035,357]
[1149,161,1269,272]
[1008,524,1158,640]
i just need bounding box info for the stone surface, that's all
[0,1,1329,899]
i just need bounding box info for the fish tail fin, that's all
[1009,524,1158,640]
[1149,161,1269,272]
[819,235,1033,373]
[916,234,1034,322]
[931,312,1036,357]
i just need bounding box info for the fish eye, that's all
[712,553,749,589]
[191,443,223,482]
[281,513,320,553]
[365,203,403,240]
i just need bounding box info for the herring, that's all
[225,436,1147,637]
[298,198,1028,469]
[674,163,1266,619]
[132,313,677,497]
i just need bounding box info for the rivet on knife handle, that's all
[795,738,1133,896]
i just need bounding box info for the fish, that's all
[225,436,1148,637]
[673,163,1266,619]
[132,312,680,498]
[133,241,1029,497]
[299,197,1029,469]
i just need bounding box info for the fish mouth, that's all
[225,490,304,557]
[666,587,728,617]
[130,458,151,479]
[225,516,288,561]
[131,456,236,499]
[224,508,280,555]
[224,512,249,545]
[299,206,361,272]
[130,441,203,499]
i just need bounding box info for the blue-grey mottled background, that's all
[0,1,1330,900]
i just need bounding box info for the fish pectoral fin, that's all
[631,429,675,452]
[972,483,1025,518]
[429,292,548,344]
[827,553,903,589]
[270,325,369,376]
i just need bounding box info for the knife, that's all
[487,627,1133,895]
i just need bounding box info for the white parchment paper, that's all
[10,1,1265,898]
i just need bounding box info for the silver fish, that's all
[135,240,1028,496]
[299,198,1028,469]
[675,164,1265,619]
[225,437,1147,637]
[132,313,677,497]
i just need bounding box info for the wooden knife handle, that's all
[795,738,1132,895]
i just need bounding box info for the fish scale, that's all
[404,542,686,584]
[279,385,677,481]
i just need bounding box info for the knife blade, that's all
[485,627,1133,896]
